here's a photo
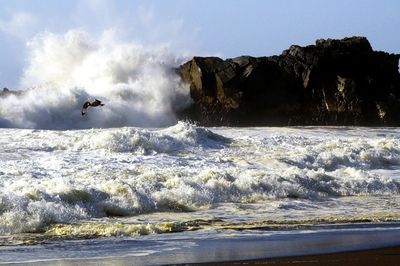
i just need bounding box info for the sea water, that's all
[0,30,400,264]
[1,124,400,263]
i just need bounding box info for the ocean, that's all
[0,30,400,264]
[1,124,400,264]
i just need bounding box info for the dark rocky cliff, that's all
[178,37,400,126]
[0,88,22,97]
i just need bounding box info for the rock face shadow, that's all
[178,37,400,127]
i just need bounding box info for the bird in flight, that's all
[81,99,105,116]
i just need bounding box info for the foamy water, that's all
[0,30,191,129]
[1,30,400,263]
[1,123,400,243]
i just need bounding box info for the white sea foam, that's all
[0,30,191,129]
[0,125,399,235]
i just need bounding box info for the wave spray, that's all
[0,30,191,129]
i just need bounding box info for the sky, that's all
[0,0,399,88]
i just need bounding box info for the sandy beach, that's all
[7,243,400,266]
[2,226,400,265]
[195,246,400,266]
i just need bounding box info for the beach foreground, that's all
[1,126,400,264]
[196,246,400,266]
[10,246,399,266]
[3,226,400,265]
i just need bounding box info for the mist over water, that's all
[0,30,191,129]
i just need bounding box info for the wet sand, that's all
[193,246,400,266]
[4,228,400,265]
[6,245,400,266]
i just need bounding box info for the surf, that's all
[0,30,191,129]
[0,125,399,237]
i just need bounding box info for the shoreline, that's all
[192,246,400,266]
[3,226,400,265]
[5,243,400,266]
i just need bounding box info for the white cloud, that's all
[0,12,38,39]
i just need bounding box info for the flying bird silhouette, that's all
[81,99,105,116]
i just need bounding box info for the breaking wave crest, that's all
[4,121,229,154]
[0,30,191,129]
[1,126,400,235]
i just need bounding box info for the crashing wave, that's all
[0,30,191,129]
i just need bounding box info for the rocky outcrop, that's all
[0,88,22,97]
[178,37,400,126]
[0,88,11,97]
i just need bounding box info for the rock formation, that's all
[178,37,400,126]
[0,88,22,97]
